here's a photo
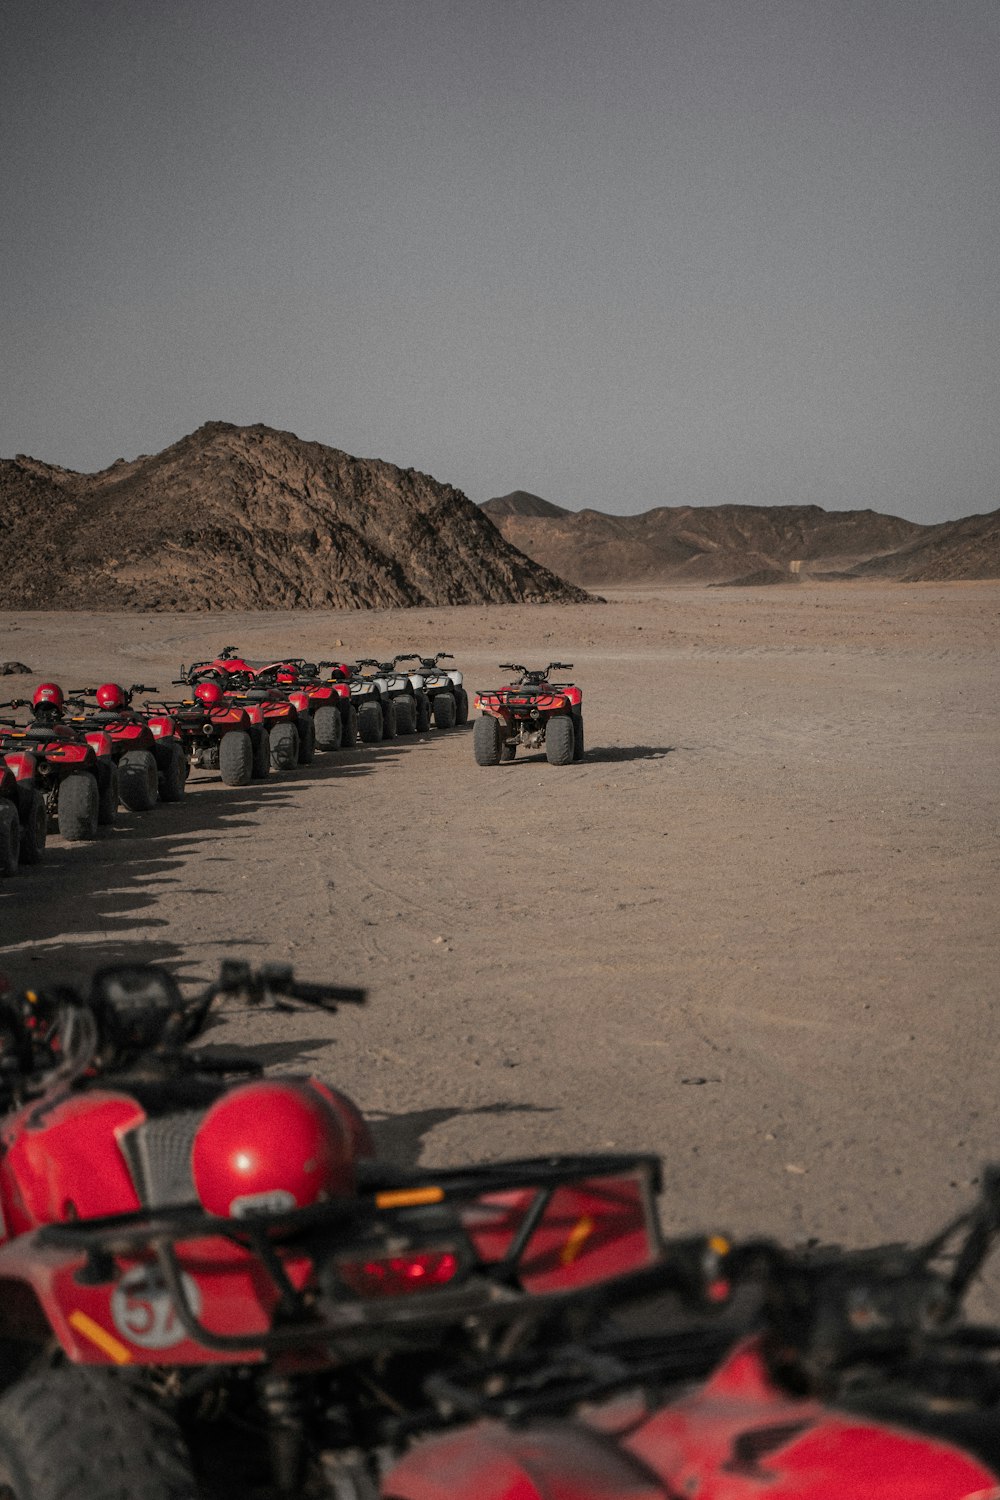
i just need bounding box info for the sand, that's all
[1,581,997,1253]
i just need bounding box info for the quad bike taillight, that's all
[334,1247,463,1298]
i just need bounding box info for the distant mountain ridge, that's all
[0,424,592,610]
[480,492,1000,584]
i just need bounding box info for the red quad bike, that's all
[0,961,674,1500]
[0,740,48,874]
[223,652,359,754]
[0,684,118,841]
[185,651,314,771]
[385,1175,1000,1500]
[64,683,188,812]
[156,676,270,786]
[203,648,359,754]
[474,664,584,767]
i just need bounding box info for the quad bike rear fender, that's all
[0,1233,311,1369]
[104,721,156,752]
[2,750,38,783]
[208,706,253,730]
[146,715,180,741]
[44,742,96,769]
[83,729,114,760]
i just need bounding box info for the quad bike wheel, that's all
[394,694,416,735]
[0,1365,197,1500]
[573,713,585,762]
[297,713,317,765]
[0,801,19,876]
[57,772,99,840]
[342,703,360,747]
[250,725,271,779]
[219,729,254,786]
[96,760,119,825]
[119,749,159,811]
[415,691,432,732]
[158,743,187,802]
[269,721,300,771]
[432,691,457,730]
[313,704,342,751]
[545,715,575,766]
[15,785,46,864]
[454,686,470,725]
[357,701,383,744]
[473,715,503,766]
[381,698,397,739]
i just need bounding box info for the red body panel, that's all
[0,1092,145,1239]
[461,1172,659,1291]
[1,750,37,782]
[384,1338,1000,1500]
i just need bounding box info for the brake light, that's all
[336,1249,460,1298]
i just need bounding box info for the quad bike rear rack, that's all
[35,1153,662,1357]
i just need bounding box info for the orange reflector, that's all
[708,1234,731,1257]
[375,1186,445,1209]
[560,1215,596,1266]
[68,1310,132,1365]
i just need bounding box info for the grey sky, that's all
[3,0,998,523]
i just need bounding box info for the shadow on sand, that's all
[367,1101,557,1168]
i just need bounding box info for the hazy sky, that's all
[3,1,998,522]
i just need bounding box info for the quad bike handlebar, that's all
[0,961,367,1109]
[498,663,574,683]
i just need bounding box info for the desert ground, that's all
[1,582,997,1255]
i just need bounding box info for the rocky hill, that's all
[483,490,571,520]
[0,424,591,610]
[480,493,1000,585]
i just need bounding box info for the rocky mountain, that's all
[482,490,571,520]
[0,424,591,610]
[480,492,1000,585]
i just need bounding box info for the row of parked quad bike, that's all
[0,958,995,1499]
[0,649,472,872]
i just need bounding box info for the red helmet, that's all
[191,1080,356,1218]
[194,681,224,707]
[32,682,64,710]
[95,682,127,710]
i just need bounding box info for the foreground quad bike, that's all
[474,664,583,766]
[0,960,672,1499]
[385,1173,1000,1500]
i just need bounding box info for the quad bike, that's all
[0,960,670,1499]
[180,659,308,773]
[385,1174,1000,1500]
[354,658,429,738]
[158,677,270,785]
[473,664,583,767]
[0,752,48,873]
[0,684,119,838]
[196,648,363,758]
[64,683,187,811]
[345,661,405,744]
[395,654,467,730]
